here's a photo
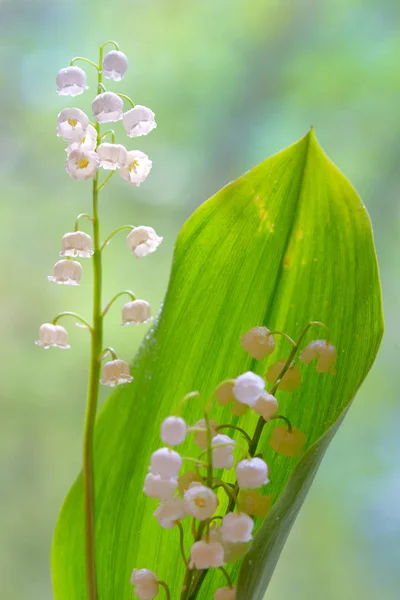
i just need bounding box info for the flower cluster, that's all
[132,322,337,599]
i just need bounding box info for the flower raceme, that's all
[133,321,337,599]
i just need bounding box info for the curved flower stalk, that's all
[36,41,161,600]
[133,321,337,599]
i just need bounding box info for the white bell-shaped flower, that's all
[66,124,98,154]
[160,416,187,446]
[220,512,254,543]
[100,359,133,387]
[96,142,127,170]
[236,457,269,489]
[253,391,278,421]
[184,483,218,520]
[215,587,236,600]
[35,323,70,349]
[209,527,249,564]
[56,108,89,143]
[300,340,337,374]
[233,371,265,407]
[143,472,177,500]
[60,231,93,258]
[48,260,82,285]
[123,105,157,137]
[119,150,153,186]
[121,300,152,326]
[153,496,185,529]
[212,434,236,469]
[190,541,224,570]
[192,418,218,450]
[56,66,87,96]
[103,50,129,81]
[130,569,159,600]
[92,91,123,123]
[150,448,182,478]
[65,149,99,181]
[126,226,163,258]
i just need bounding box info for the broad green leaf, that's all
[52,129,383,600]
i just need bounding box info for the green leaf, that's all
[51,129,383,600]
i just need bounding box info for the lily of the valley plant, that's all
[36,41,161,600]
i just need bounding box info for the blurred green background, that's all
[1,0,399,598]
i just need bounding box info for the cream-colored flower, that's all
[143,473,177,500]
[236,457,269,489]
[160,416,187,446]
[233,372,265,407]
[253,391,278,421]
[123,105,157,137]
[130,569,159,600]
[190,541,224,570]
[184,483,218,520]
[100,359,133,387]
[241,326,275,360]
[119,150,152,186]
[215,587,236,600]
[96,143,127,170]
[56,108,89,142]
[153,496,185,529]
[65,149,99,181]
[300,340,337,374]
[56,66,87,96]
[220,512,254,543]
[48,260,82,285]
[121,300,152,326]
[212,434,236,469]
[266,361,302,392]
[60,231,93,258]
[92,91,123,123]
[126,226,163,258]
[209,527,249,564]
[35,323,69,349]
[66,124,98,154]
[191,418,218,450]
[103,50,129,81]
[150,448,182,478]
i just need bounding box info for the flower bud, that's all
[189,541,224,570]
[65,149,99,180]
[233,372,265,407]
[212,434,236,469]
[96,142,127,170]
[57,108,89,142]
[269,425,306,458]
[119,150,153,186]
[191,418,218,450]
[103,50,129,81]
[35,323,70,349]
[183,483,218,520]
[231,401,248,417]
[100,359,133,387]
[266,360,301,392]
[60,231,93,258]
[150,448,182,478]
[237,490,271,518]
[153,496,185,529]
[122,300,152,326]
[236,457,269,489]
[123,105,157,137]
[215,587,236,600]
[56,66,87,96]
[215,381,235,406]
[253,391,278,421]
[143,473,177,500]
[300,340,337,374]
[92,91,123,123]
[130,569,159,600]
[48,260,82,285]
[178,471,203,495]
[220,512,254,543]
[160,416,187,446]
[126,226,163,258]
[241,326,275,360]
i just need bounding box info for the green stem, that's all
[216,424,252,445]
[117,92,135,108]
[176,522,189,568]
[158,581,171,600]
[100,225,135,251]
[101,347,117,361]
[52,311,92,332]
[74,213,93,231]
[101,40,119,50]
[100,129,115,143]
[270,414,293,433]
[82,45,104,600]
[70,57,99,70]
[96,171,115,193]
[101,290,136,318]
[219,567,234,588]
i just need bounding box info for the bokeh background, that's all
[1,0,399,598]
